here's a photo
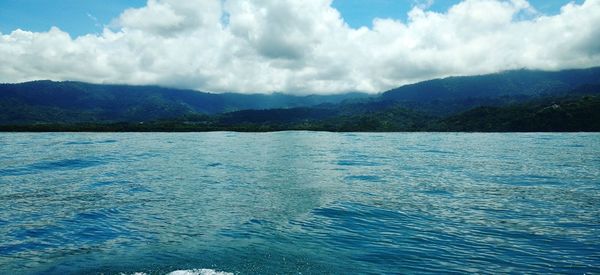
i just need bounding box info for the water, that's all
[0,132,599,274]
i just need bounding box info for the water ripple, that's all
[0,132,598,274]
[0,158,106,176]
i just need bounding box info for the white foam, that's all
[125,269,232,275]
[168,269,233,275]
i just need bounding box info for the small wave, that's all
[564,144,585,148]
[129,186,153,193]
[345,175,383,182]
[337,160,381,167]
[88,181,120,188]
[65,139,118,145]
[494,174,564,186]
[0,158,105,176]
[422,149,455,154]
[421,189,453,196]
[64,141,95,145]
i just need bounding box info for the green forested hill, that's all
[436,95,600,132]
[205,94,599,132]
[0,81,369,124]
[1,67,599,131]
[4,94,597,132]
[380,67,600,115]
[383,67,600,101]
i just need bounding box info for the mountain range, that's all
[1,67,599,131]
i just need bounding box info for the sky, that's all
[0,0,597,94]
[0,0,583,35]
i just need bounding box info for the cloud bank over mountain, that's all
[1,0,599,94]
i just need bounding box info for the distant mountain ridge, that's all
[380,67,600,115]
[0,80,369,124]
[0,67,599,129]
[383,67,600,100]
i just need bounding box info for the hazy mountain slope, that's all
[206,94,600,132]
[380,67,600,115]
[0,81,369,124]
[1,67,599,126]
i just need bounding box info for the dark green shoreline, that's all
[2,68,599,133]
[3,94,599,133]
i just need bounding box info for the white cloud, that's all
[1,0,599,94]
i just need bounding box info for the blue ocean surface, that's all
[0,132,599,274]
